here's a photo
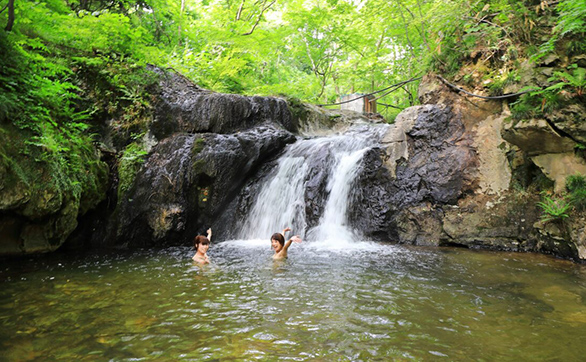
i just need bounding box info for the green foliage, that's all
[533,0,586,61]
[566,174,586,211]
[509,90,558,121]
[485,69,521,96]
[546,65,586,97]
[537,193,572,223]
[430,0,539,75]
[536,174,586,224]
[192,137,205,154]
[117,141,148,199]
[1,0,585,186]
[556,0,586,38]
[512,63,586,120]
[0,26,109,209]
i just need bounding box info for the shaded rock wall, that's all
[113,125,294,247]
[65,66,302,249]
[366,75,586,262]
[0,123,108,255]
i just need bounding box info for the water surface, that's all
[1,241,586,361]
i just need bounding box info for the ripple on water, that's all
[1,244,586,361]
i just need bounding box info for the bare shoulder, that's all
[192,255,209,264]
[273,250,288,260]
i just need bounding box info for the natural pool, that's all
[1,240,586,361]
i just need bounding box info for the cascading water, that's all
[239,122,389,243]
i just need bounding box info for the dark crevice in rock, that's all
[544,117,583,147]
[440,241,470,248]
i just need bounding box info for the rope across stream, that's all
[317,74,541,109]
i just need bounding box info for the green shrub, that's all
[569,189,586,211]
[533,0,586,61]
[567,173,586,191]
[546,65,586,97]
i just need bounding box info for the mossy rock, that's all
[0,123,109,255]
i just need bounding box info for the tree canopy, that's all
[1,0,585,123]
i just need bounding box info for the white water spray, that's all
[239,123,388,243]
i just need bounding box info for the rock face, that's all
[0,123,108,255]
[360,74,586,261]
[114,125,294,246]
[149,66,297,138]
[502,118,586,192]
[64,67,302,249]
[348,104,477,240]
[4,63,585,262]
[65,66,379,249]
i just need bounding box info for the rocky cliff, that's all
[366,74,586,261]
[2,64,585,262]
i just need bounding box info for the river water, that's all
[1,242,586,361]
[3,124,586,360]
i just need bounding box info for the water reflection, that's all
[1,243,585,361]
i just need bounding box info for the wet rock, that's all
[394,104,477,205]
[114,125,295,246]
[348,147,397,240]
[350,104,477,240]
[303,144,335,228]
[395,204,444,246]
[149,66,296,138]
[534,220,579,260]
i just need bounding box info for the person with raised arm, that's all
[271,227,302,260]
[192,228,212,264]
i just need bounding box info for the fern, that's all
[547,66,586,96]
[556,0,586,37]
[537,194,572,223]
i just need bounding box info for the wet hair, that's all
[271,232,285,247]
[194,235,210,251]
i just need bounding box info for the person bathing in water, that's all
[271,227,302,259]
[192,228,212,264]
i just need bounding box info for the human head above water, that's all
[194,235,210,251]
[271,232,285,247]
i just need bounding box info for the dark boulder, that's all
[149,66,297,139]
[113,125,295,247]
[349,105,477,241]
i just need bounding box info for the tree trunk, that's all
[4,0,15,31]
[236,0,245,21]
[178,0,185,45]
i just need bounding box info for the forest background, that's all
[0,0,585,219]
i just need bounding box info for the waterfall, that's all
[239,123,388,243]
[305,147,369,243]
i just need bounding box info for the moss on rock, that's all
[0,122,108,255]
